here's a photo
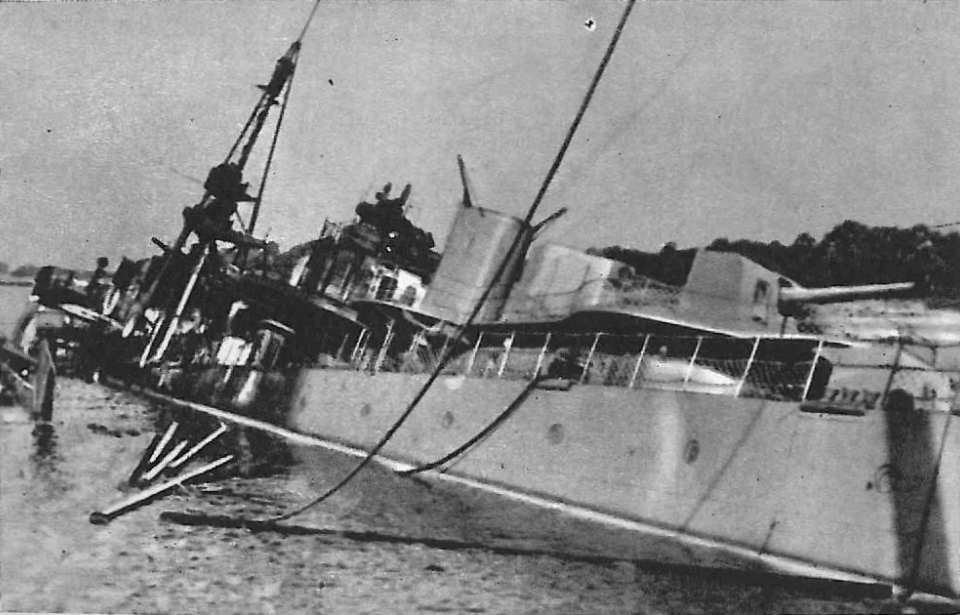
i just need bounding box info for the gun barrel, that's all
[779,281,915,306]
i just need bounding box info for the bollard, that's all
[90,454,234,525]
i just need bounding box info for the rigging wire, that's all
[240,0,324,233]
[226,102,265,166]
[297,0,325,44]
[228,0,321,164]
[228,0,322,228]
[249,46,301,234]
[242,0,326,232]
[258,0,639,524]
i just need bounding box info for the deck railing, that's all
[327,329,960,413]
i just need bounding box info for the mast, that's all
[128,40,302,364]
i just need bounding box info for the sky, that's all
[2,1,959,270]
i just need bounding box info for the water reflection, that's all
[31,422,58,461]
[147,401,296,479]
[29,422,64,485]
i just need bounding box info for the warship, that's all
[12,1,959,606]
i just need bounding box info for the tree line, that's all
[0,262,40,278]
[591,221,960,303]
[4,221,959,302]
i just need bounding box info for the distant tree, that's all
[10,264,39,278]
[590,220,960,303]
[793,232,816,249]
[707,237,731,251]
[0,261,8,275]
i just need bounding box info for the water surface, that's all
[1,377,907,614]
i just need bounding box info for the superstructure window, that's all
[752,279,770,324]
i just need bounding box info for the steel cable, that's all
[256,0,639,523]
[396,375,544,477]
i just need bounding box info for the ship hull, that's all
[160,364,960,600]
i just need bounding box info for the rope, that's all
[521,0,637,232]
[397,375,543,477]
[257,0,639,523]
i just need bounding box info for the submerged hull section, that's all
[283,368,959,599]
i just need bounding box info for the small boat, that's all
[1,336,55,420]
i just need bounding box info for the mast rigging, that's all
[127,0,324,361]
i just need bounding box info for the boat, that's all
[14,2,960,607]
[1,334,56,420]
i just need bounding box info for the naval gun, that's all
[777,281,916,317]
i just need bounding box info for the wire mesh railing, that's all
[326,328,959,413]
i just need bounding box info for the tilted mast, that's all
[129,41,302,364]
